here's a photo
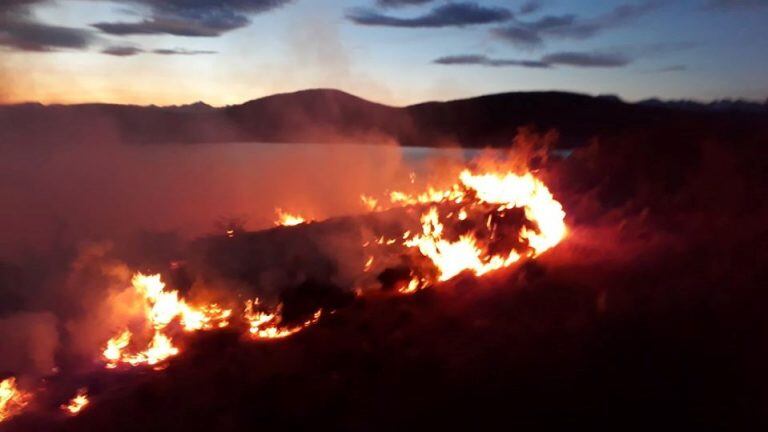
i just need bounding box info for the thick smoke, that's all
[0,125,469,380]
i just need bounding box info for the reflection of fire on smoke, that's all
[61,389,89,416]
[0,377,31,423]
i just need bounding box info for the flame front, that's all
[102,273,231,368]
[0,378,31,423]
[388,169,566,287]
[458,170,566,254]
[61,389,89,415]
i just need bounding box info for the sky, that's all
[0,0,766,106]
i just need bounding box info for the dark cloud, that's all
[152,48,217,55]
[0,0,94,51]
[494,1,661,48]
[101,45,144,56]
[493,24,542,46]
[434,51,631,68]
[519,1,542,15]
[102,46,218,56]
[347,2,513,28]
[377,0,435,7]
[92,0,293,37]
[542,51,631,67]
[434,54,550,68]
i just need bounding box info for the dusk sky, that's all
[0,0,766,106]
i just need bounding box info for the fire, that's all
[360,195,379,211]
[0,378,31,423]
[102,273,231,368]
[61,389,89,415]
[364,256,374,272]
[389,169,566,286]
[244,300,322,339]
[405,207,522,281]
[103,330,131,369]
[274,208,307,226]
[458,170,566,255]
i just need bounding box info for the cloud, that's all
[92,0,293,37]
[152,48,217,55]
[0,0,94,51]
[519,1,542,15]
[433,54,550,68]
[652,64,687,73]
[493,24,543,46]
[102,45,218,57]
[102,45,144,56]
[494,1,661,48]
[542,51,631,67]
[377,0,435,7]
[434,51,631,68]
[347,2,513,28]
[706,0,768,8]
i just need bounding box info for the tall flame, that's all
[102,273,231,368]
[0,378,31,423]
[392,169,566,287]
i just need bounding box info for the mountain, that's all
[1,89,766,148]
[639,97,768,113]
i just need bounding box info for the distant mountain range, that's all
[1,89,765,148]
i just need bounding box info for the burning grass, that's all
[1,163,568,427]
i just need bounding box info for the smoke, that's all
[0,122,468,379]
[0,136,421,260]
[0,312,58,378]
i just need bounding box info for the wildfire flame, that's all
[0,377,31,423]
[274,208,307,226]
[0,162,567,425]
[385,169,566,288]
[102,273,231,368]
[244,300,322,339]
[61,389,89,415]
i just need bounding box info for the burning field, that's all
[1,119,767,431]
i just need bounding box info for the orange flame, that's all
[244,299,322,339]
[102,273,231,368]
[0,377,31,423]
[405,207,522,281]
[61,389,89,415]
[391,169,566,287]
[274,209,307,226]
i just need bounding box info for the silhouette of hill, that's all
[1,89,766,148]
